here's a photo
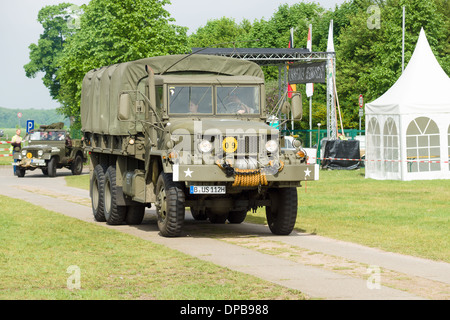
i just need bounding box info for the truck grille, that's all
[209,135,265,156]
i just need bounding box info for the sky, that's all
[0,0,347,111]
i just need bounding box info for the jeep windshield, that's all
[29,131,66,141]
[168,85,260,115]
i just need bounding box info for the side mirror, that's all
[291,93,302,120]
[281,101,290,114]
[118,93,131,120]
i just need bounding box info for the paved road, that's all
[1,166,449,300]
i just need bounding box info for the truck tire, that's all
[47,157,57,177]
[71,155,83,175]
[91,164,106,222]
[125,205,145,225]
[209,213,227,224]
[155,172,185,237]
[228,210,247,224]
[265,187,298,235]
[104,165,126,225]
[190,207,207,220]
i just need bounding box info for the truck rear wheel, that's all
[104,165,126,225]
[91,164,106,222]
[265,188,298,235]
[155,172,185,237]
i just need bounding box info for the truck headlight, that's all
[21,150,26,156]
[265,140,278,153]
[198,140,212,153]
[38,150,43,157]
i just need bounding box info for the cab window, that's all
[168,86,213,114]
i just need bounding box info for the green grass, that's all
[0,195,305,300]
[66,171,450,262]
[248,169,450,262]
[65,174,90,190]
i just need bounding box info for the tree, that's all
[56,0,189,126]
[188,17,252,48]
[24,3,79,100]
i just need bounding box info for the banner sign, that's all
[288,62,326,84]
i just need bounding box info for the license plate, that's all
[31,159,45,166]
[190,186,226,194]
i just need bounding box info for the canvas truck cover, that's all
[81,54,264,135]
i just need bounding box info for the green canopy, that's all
[81,54,264,135]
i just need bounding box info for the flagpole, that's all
[402,6,405,73]
[307,24,313,147]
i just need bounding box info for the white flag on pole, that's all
[306,24,314,98]
[327,20,335,52]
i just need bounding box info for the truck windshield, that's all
[217,86,260,115]
[169,86,213,114]
[29,131,65,141]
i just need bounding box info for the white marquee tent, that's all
[365,28,450,181]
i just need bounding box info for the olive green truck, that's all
[81,54,318,237]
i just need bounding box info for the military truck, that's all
[14,122,86,177]
[81,54,318,237]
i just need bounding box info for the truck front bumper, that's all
[171,162,319,184]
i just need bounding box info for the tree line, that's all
[0,107,69,129]
[24,0,449,130]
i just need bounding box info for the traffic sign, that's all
[359,95,363,108]
[27,120,35,134]
[17,112,23,118]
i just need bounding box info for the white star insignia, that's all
[304,168,311,177]
[184,168,193,177]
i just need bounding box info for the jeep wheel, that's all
[91,164,106,222]
[71,155,83,175]
[265,187,298,235]
[41,168,48,176]
[104,165,126,225]
[155,172,185,237]
[16,168,26,178]
[47,157,57,177]
[125,205,145,225]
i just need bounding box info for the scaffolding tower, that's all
[193,48,337,140]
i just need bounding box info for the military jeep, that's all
[14,123,87,177]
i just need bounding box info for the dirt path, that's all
[1,166,449,300]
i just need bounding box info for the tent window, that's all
[406,117,440,172]
[383,118,399,173]
[367,117,381,173]
[448,125,450,170]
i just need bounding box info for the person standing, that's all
[11,129,22,175]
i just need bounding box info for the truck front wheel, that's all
[155,172,185,237]
[125,205,145,225]
[265,188,298,235]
